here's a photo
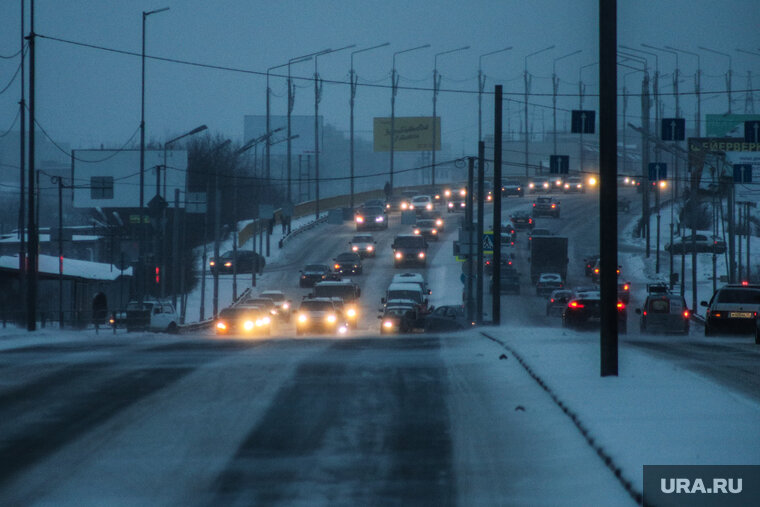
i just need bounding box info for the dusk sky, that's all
[1,0,758,153]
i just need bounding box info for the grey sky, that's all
[1,0,758,153]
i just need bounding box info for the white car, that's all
[259,290,293,321]
[409,195,434,213]
[391,272,431,296]
[536,273,564,297]
[125,299,179,333]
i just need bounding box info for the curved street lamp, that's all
[432,46,469,187]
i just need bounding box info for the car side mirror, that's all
[700,301,708,307]
[635,309,642,315]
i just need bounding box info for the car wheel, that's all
[166,322,178,334]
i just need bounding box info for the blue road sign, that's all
[571,110,595,134]
[661,118,685,141]
[745,121,760,143]
[482,231,494,254]
[648,163,667,181]
[734,164,753,183]
[550,155,570,174]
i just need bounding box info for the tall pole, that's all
[350,43,389,208]
[700,46,732,114]
[552,50,582,155]
[26,0,36,331]
[212,170,220,318]
[18,0,26,325]
[391,44,430,194]
[492,85,503,325]
[524,45,555,177]
[53,177,63,328]
[479,48,512,143]
[139,7,169,305]
[466,157,475,323]
[477,141,485,323]
[433,46,469,187]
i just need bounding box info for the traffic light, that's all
[155,266,160,285]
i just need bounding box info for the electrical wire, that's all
[0,45,25,59]
[0,108,20,138]
[0,52,25,95]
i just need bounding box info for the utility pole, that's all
[26,0,36,331]
[18,0,26,326]
[524,45,555,177]
[212,171,220,318]
[433,46,469,187]
[479,48,512,143]
[477,141,485,323]
[466,157,475,323]
[492,85,503,324]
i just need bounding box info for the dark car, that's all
[209,250,265,274]
[333,252,363,275]
[490,267,521,294]
[392,234,429,267]
[419,210,445,232]
[562,289,627,333]
[536,272,564,297]
[546,289,573,316]
[583,255,600,277]
[355,206,388,231]
[214,306,271,335]
[311,280,361,327]
[701,284,760,342]
[665,234,727,254]
[532,196,560,218]
[423,305,472,332]
[510,211,534,230]
[299,263,331,288]
[413,219,440,240]
[363,199,387,209]
[527,228,552,249]
[380,302,419,334]
[636,284,690,335]
[501,180,524,197]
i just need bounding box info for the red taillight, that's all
[550,298,555,303]
[528,218,533,224]
[742,280,749,286]
[623,284,629,291]
[551,203,556,208]
[334,264,340,270]
[533,203,536,207]
[617,302,625,310]
[568,300,584,309]
[683,310,690,319]
[643,311,647,316]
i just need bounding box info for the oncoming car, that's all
[215,307,271,336]
[295,298,347,336]
[259,290,293,320]
[349,235,377,258]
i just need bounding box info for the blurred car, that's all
[349,234,377,258]
[617,197,631,213]
[536,272,564,297]
[363,198,387,209]
[333,252,363,275]
[379,301,419,334]
[125,299,179,333]
[354,206,388,231]
[701,284,760,342]
[546,289,573,316]
[295,298,347,336]
[310,280,361,327]
[423,305,472,332]
[386,195,406,212]
[562,290,628,334]
[490,267,521,294]
[299,263,332,288]
[510,211,534,230]
[583,255,600,277]
[410,195,435,214]
[532,196,560,218]
[413,219,440,240]
[618,281,631,304]
[446,188,467,213]
[240,297,278,317]
[562,176,585,193]
[502,180,524,197]
[214,306,271,336]
[420,210,445,232]
[636,284,690,335]
[590,259,621,284]
[665,234,727,254]
[391,272,431,296]
[528,178,550,193]
[392,234,428,267]
[209,250,265,274]
[259,290,293,320]
[527,227,552,249]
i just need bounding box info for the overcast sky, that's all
[1,0,758,154]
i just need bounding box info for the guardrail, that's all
[178,287,253,334]
[279,215,329,248]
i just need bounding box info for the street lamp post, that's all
[315,45,355,219]
[350,43,389,209]
[701,46,733,114]
[391,44,430,194]
[552,50,582,156]
[479,48,512,143]
[162,125,207,303]
[432,46,469,187]
[524,45,554,177]
[139,6,169,305]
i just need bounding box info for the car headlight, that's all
[431,229,437,234]
[426,203,432,210]
[529,183,535,189]
[216,321,227,330]
[460,189,466,197]
[356,216,364,223]
[334,263,341,270]
[297,314,308,323]
[414,229,420,235]
[444,189,451,197]
[352,245,359,251]
[244,320,255,331]
[448,202,454,208]
[209,261,215,266]
[282,302,289,310]
[436,219,443,226]
[338,325,348,335]
[418,252,426,259]
[460,202,465,207]
[383,320,394,329]
[326,314,337,323]
[224,261,232,267]
[409,204,415,210]
[346,308,356,318]
[367,245,374,252]
[375,216,384,222]
[401,202,408,210]
[395,252,403,259]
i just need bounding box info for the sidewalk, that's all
[480,324,760,498]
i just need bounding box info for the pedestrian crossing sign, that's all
[482,232,494,254]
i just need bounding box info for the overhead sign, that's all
[661,118,686,141]
[373,116,441,152]
[550,155,569,174]
[648,163,667,181]
[571,110,595,134]
[706,114,760,137]
[745,121,760,143]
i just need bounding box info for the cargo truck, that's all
[529,236,569,283]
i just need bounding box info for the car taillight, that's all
[617,302,625,310]
[683,310,690,319]
[623,284,629,291]
[643,311,647,316]
[334,263,340,269]
[742,280,749,286]
[533,203,536,207]
[528,218,533,224]
[352,246,359,251]
[550,298,555,303]
[551,204,556,208]
[568,301,584,308]
[395,252,402,259]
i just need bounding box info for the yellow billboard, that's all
[373,117,441,152]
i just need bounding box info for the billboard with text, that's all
[373,117,440,152]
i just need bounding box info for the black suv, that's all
[392,234,429,267]
[354,206,388,231]
[701,284,760,342]
[209,250,265,274]
[333,252,363,275]
[299,264,331,288]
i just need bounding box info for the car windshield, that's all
[388,290,422,303]
[261,292,285,302]
[363,207,384,215]
[314,285,356,299]
[336,253,360,262]
[304,264,328,272]
[299,300,333,311]
[245,298,273,307]
[716,289,760,304]
[219,307,260,319]
[351,236,372,243]
[417,220,436,227]
[394,236,425,248]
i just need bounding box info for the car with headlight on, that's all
[209,250,265,274]
[391,234,429,267]
[295,298,347,336]
[701,284,760,342]
[501,180,524,197]
[413,219,440,240]
[349,234,377,258]
[240,297,278,317]
[299,263,332,288]
[447,194,467,213]
[214,306,271,336]
[563,176,585,193]
[354,206,388,231]
[379,300,419,334]
[528,178,550,193]
[259,290,293,321]
[409,195,435,214]
[333,252,363,275]
[420,210,445,232]
[311,280,361,327]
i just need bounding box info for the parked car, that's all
[423,305,472,332]
[665,234,727,254]
[125,298,179,333]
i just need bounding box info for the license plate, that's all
[729,312,753,318]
